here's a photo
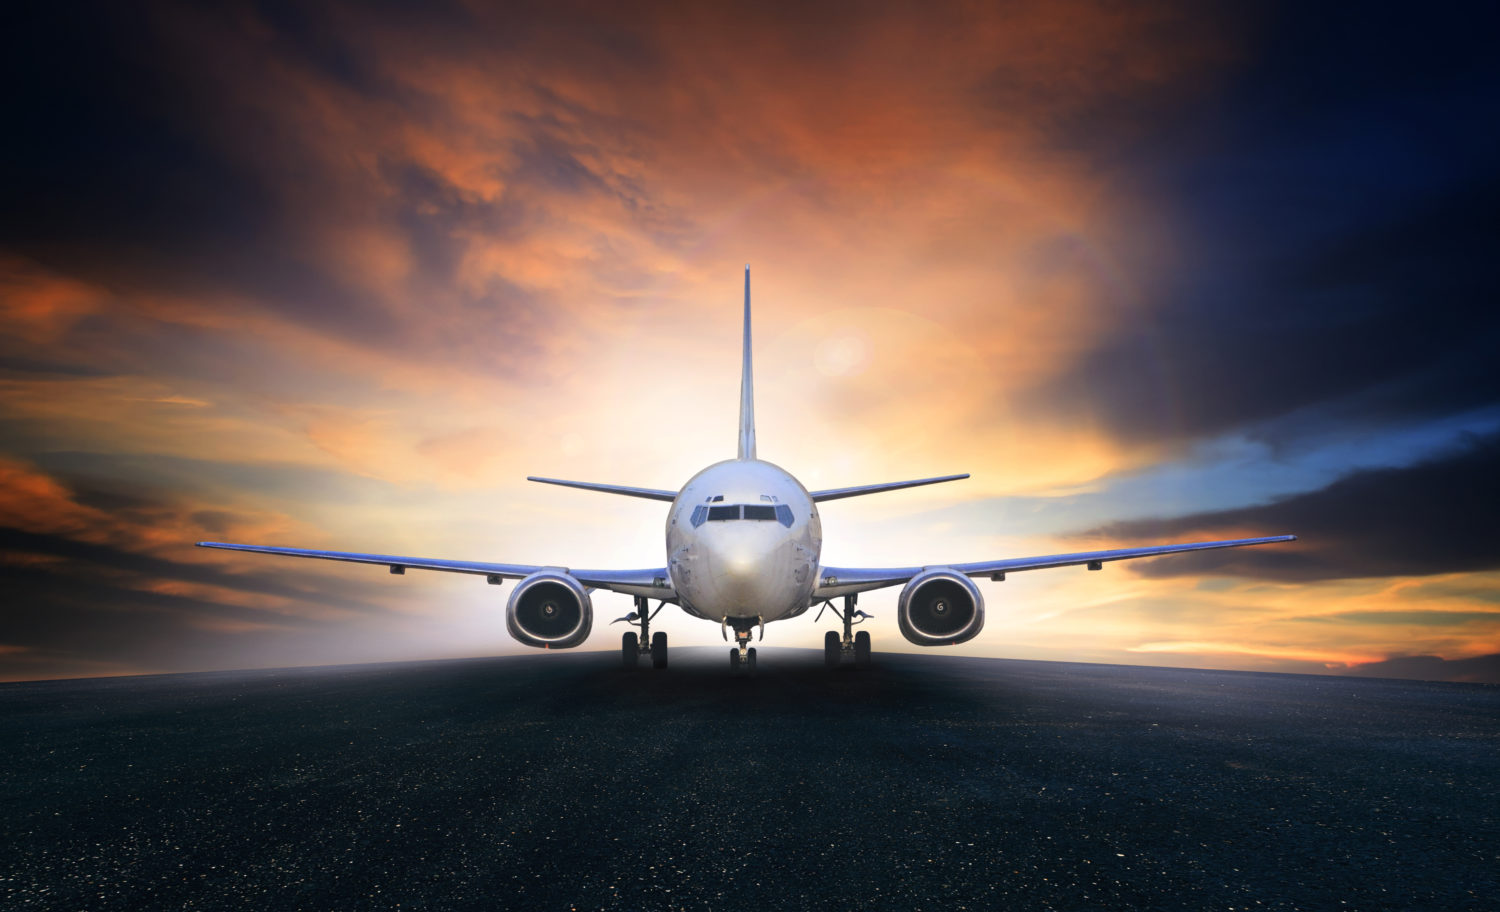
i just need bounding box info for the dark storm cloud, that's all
[1345,653,1500,686]
[1312,610,1500,628]
[2,566,361,680]
[1087,432,1500,581]
[1405,580,1500,606]
[0,1,686,377]
[0,533,399,680]
[0,476,404,680]
[0,527,379,605]
[0,3,420,354]
[0,459,400,609]
[248,0,411,98]
[1,6,274,267]
[1035,178,1500,445]
[1015,4,1500,448]
[40,450,403,508]
[0,356,115,380]
[380,160,531,281]
[4,537,312,636]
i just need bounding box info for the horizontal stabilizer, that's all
[809,473,969,502]
[526,476,677,502]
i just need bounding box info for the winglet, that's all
[738,264,756,460]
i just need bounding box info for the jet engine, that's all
[505,571,593,649]
[896,568,985,646]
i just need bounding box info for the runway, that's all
[3,648,1495,910]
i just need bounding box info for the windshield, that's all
[689,503,795,528]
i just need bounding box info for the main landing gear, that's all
[817,595,872,669]
[724,616,761,677]
[614,596,668,670]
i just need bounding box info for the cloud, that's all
[0,458,422,679]
[2,0,1246,502]
[1085,432,1500,581]
[2,2,1496,680]
[0,257,110,345]
[1015,176,1500,454]
[1316,610,1500,628]
[1344,653,1500,686]
[1009,2,1500,454]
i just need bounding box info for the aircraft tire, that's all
[824,631,841,668]
[651,631,668,670]
[729,647,741,673]
[622,631,639,668]
[854,630,871,667]
[747,647,757,677]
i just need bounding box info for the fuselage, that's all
[665,459,821,623]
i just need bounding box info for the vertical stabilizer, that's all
[738,265,756,460]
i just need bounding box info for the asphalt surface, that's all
[2,648,1496,911]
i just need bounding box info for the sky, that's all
[2,1,1497,683]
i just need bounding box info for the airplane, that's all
[198,267,1296,675]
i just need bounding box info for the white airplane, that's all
[199,267,1295,675]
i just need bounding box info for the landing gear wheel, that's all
[824,630,841,668]
[854,630,871,668]
[651,631,668,670]
[729,647,741,673]
[746,647,757,677]
[622,631,640,668]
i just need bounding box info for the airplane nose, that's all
[711,531,785,609]
[721,548,760,582]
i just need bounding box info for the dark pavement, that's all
[2,648,1496,910]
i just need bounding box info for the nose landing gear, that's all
[816,595,873,669]
[726,617,759,677]
[613,596,668,669]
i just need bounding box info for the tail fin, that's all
[738,264,756,460]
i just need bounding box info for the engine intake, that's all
[505,571,593,649]
[897,568,985,646]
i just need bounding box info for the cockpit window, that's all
[693,503,795,527]
[708,495,724,503]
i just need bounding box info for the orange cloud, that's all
[2,2,1240,510]
[0,257,109,345]
[0,456,312,560]
[0,459,115,542]
[5,2,1492,682]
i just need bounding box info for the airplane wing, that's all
[812,535,1297,599]
[808,473,969,502]
[196,542,676,601]
[525,477,677,501]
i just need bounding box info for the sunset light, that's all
[2,2,1495,683]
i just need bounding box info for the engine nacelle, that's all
[897,568,985,646]
[505,571,593,649]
